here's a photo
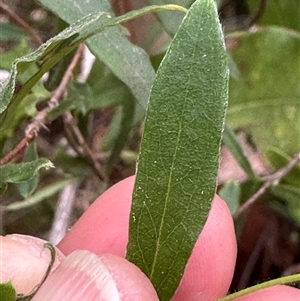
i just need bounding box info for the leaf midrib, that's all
[149,18,198,280]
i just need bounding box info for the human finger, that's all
[0,234,64,296]
[233,285,300,301]
[58,176,237,300]
[32,250,159,301]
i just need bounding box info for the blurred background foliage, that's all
[0,0,299,291]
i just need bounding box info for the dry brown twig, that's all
[233,151,300,219]
[63,111,107,181]
[0,0,43,46]
[0,44,84,166]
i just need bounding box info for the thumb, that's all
[32,250,159,301]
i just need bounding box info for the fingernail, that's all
[32,250,159,301]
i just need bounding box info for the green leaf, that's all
[17,142,39,198]
[55,153,94,178]
[2,178,76,212]
[48,82,95,119]
[44,50,76,92]
[248,0,300,32]
[0,282,17,301]
[37,0,157,110]
[0,23,26,41]
[105,96,136,171]
[271,184,300,226]
[0,39,29,71]
[145,0,194,36]
[0,93,40,147]
[86,59,132,110]
[219,180,241,214]
[222,124,257,180]
[0,5,186,116]
[126,0,228,300]
[266,148,300,188]
[226,27,300,156]
[0,159,54,195]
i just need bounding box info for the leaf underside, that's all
[126,0,228,300]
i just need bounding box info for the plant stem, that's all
[233,152,300,219]
[0,0,43,46]
[0,44,84,166]
[217,274,300,301]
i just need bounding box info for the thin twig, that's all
[0,0,43,46]
[233,152,300,219]
[0,44,84,166]
[0,131,36,166]
[64,124,83,156]
[63,111,107,181]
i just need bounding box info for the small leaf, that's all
[3,178,76,212]
[222,124,257,180]
[219,180,241,214]
[271,184,300,226]
[0,159,54,195]
[126,0,228,300]
[266,148,300,188]
[105,96,136,172]
[0,281,17,301]
[48,82,94,119]
[18,142,39,198]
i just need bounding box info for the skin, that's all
[58,176,300,300]
[0,234,64,295]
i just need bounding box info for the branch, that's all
[63,111,107,181]
[233,152,300,219]
[0,0,43,46]
[0,44,84,166]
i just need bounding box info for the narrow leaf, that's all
[18,142,39,197]
[219,180,240,214]
[223,124,257,180]
[2,178,76,212]
[271,184,300,226]
[0,5,186,115]
[126,1,228,300]
[105,97,136,172]
[38,0,156,111]
[0,159,54,195]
